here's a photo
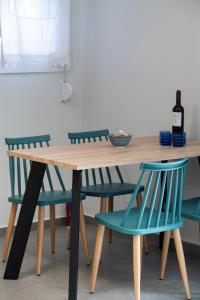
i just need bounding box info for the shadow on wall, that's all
[190,106,200,139]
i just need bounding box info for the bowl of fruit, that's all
[108,130,132,147]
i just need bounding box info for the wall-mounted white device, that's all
[60,80,72,103]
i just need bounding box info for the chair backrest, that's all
[121,158,188,231]
[5,135,66,197]
[68,129,124,186]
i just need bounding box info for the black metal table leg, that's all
[68,170,82,300]
[4,161,46,279]
[159,160,168,249]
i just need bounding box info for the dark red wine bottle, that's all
[172,90,184,133]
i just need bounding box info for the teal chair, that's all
[2,135,90,275]
[160,189,200,284]
[90,158,191,300]
[68,129,147,250]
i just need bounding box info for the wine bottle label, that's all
[172,112,181,127]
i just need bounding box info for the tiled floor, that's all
[0,225,199,299]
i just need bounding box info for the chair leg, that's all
[90,224,106,294]
[160,230,171,280]
[100,197,107,213]
[136,194,149,254]
[36,206,45,276]
[49,205,56,254]
[133,235,141,300]
[2,203,18,262]
[108,196,113,243]
[79,202,90,265]
[98,197,107,264]
[140,235,143,268]
[173,229,191,300]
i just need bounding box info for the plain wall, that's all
[81,0,200,244]
[1,0,200,246]
[0,0,82,227]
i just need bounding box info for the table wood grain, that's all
[7,136,200,170]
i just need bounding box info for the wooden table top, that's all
[7,136,200,170]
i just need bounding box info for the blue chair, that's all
[90,158,191,300]
[2,135,89,275]
[68,129,147,249]
[160,191,200,284]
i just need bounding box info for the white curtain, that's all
[0,0,70,72]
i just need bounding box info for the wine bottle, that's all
[172,90,184,133]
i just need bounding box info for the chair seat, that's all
[95,207,182,235]
[182,197,200,222]
[8,190,86,206]
[81,183,144,197]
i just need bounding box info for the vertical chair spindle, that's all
[146,172,161,229]
[164,171,173,226]
[137,172,154,230]
[156,171,167,227]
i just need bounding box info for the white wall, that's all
[1,0,200,246]
[81,0,200,244]
[0,0,82,227]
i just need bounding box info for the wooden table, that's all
[4,136,200,300]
